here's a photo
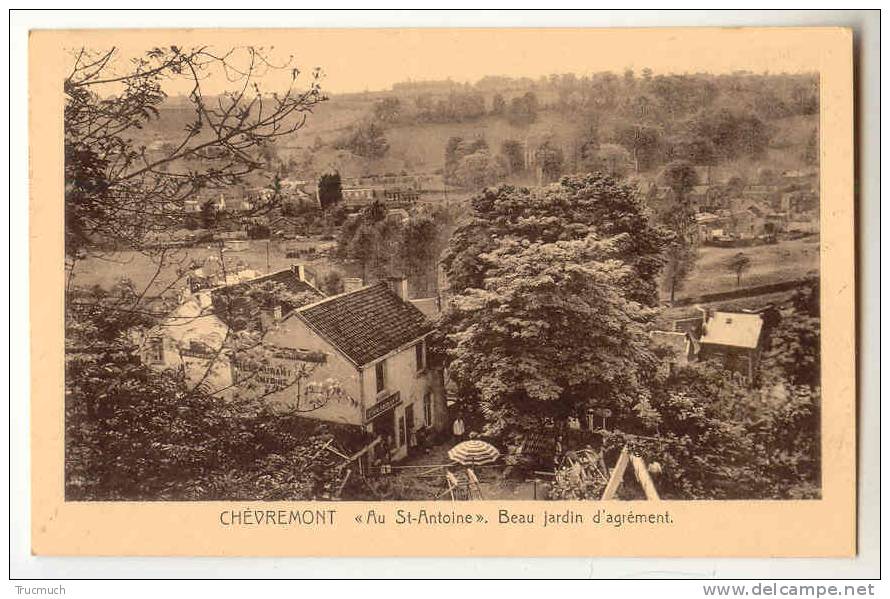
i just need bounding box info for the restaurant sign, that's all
[365,391,401,422]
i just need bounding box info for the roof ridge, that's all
[293,280,387,313]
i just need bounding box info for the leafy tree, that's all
[791,82,819,115]
[803,127,819,166]
[443,137,489,185]
[534,141,564,184]
[761,277,820,388]
[662,160,699,204]
[661,242,697,304]
[318,269,345,296]
[200,200,219,229]
[574,118,601,172]
[455,150,506,190]
[442,234,660,438]
[334,120,390,158]
[443,136,465,184]
[603,358,817,500]
[614,123,661,172]
[689,109,770,161]
[415,91,486,123]
[726,174,747,196]
[373,97,401,123]
[666,135,717,172]
[343,222,382,283]
[317,172,343,209]
[442,173,671,315]
[337,203,444,290]
[726,252,752,286]
[595,144,632,178]
[491,93,506,116]
[649,74,718,118]
[656,161,700,303]
[507,92,539,126]
[500,139,526,174]
[65,351,362,501]
[398,214,443,296]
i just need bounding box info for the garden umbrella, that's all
[448,439,500,466]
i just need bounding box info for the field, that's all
[669,236,820,301]
[71,239,339,296]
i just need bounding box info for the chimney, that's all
[291,263,319,288]
[343,277,363,294]
[694,305,712,337]
[388,276,409,301]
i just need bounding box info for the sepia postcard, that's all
[29,26,855,557]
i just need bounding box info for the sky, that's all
[66,28,826,96]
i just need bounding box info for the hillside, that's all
[134,71,819,188]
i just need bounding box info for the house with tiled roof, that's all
[259,278,447,461]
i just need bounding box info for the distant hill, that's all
[133,70,819,189]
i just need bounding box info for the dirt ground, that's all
[389,441,546,501]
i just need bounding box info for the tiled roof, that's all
[212,268,322,304]
[211,268,324,328]
[700,311,764,349]
[295,281,433,365]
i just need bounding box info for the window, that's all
[375,360,386,394]
[415,341,425,372]
[423,392,432,427]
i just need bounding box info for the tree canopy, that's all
[442,174,671,306]
[441,174,671,438]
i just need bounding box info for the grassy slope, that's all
[671,236,820,301]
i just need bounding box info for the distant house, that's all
[781,168,817,183]
[261,279,448,461]
[695,212,723,242]
[232,199,254,212]
[341,187,378,209]
[697,309,767,383]
[383,187,420,203]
